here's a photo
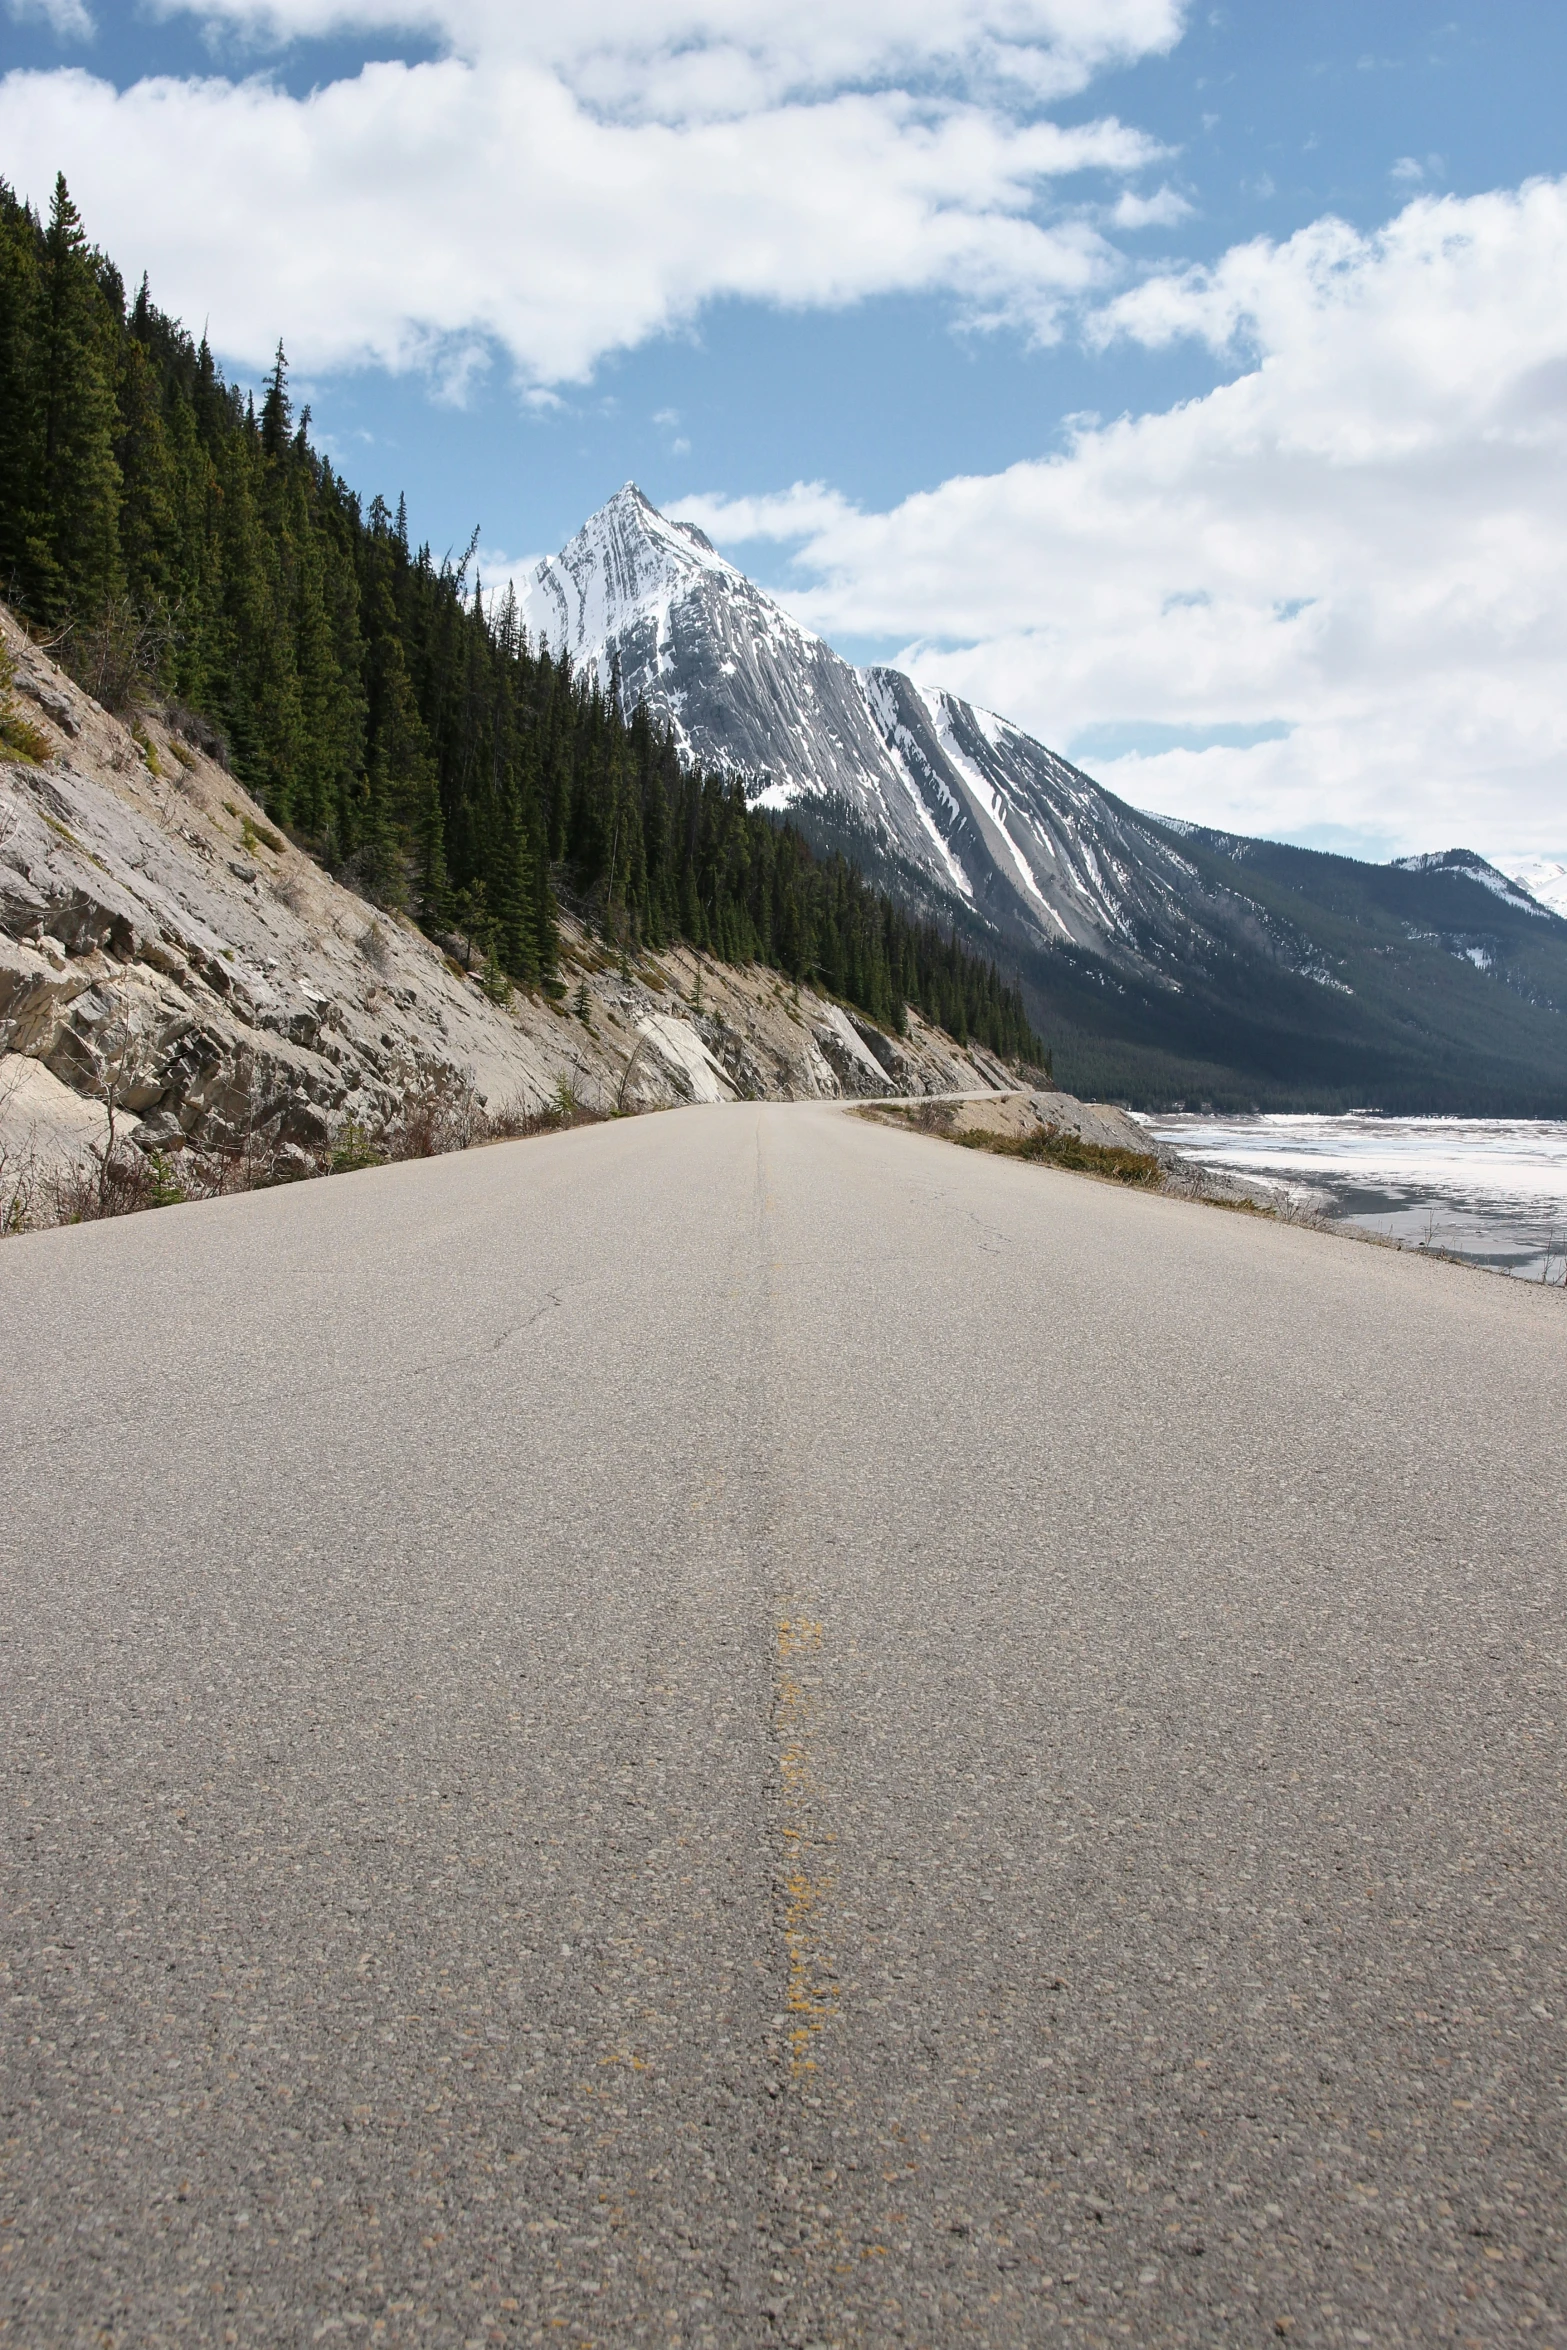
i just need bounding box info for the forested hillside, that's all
[0,174,1038,1063]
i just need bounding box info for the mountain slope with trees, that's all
[1007,822,1567,1113]
[0,174,1038,1066]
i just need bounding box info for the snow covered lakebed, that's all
[1144,1112,1567,1282]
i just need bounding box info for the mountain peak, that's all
[585,481,723,564]
[523,485,740,675]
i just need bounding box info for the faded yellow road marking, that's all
[775,1613,838,2081]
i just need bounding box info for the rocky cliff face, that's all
[0,607,1013,1221]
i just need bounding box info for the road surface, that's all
[3,1101,1565,2348]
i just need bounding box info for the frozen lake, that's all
[1144,1113,1567,1282]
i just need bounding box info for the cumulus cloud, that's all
[0,1,1182,382]
[672,182,1567,858]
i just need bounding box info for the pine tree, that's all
[34,175,123,623]
[114,332,178,639]
[0,182,44,609]
[493,805,537,981]
[417,780,451,930]
[259,341,290,460]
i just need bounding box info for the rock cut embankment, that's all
[0,607,1017,1217]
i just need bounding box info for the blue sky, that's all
[3,1,1566,858]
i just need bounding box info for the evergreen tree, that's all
[0,187,43,610]
[33,175,123,622]
[259,341,291,460]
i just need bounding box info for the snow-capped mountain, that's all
[521,483,1212,968]
[523,487,1567,1111]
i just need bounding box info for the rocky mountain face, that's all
[524,487,1567,1111]
[0,607,1011,1219]
[523,484,1208,965]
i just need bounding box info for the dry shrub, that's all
[380,1072,479,1159]
[911,1097,956,1134]
[48,1141,160,1222]
[165,703,231,769]
[59,596,169,717]
[37,1130,322,1229]
[872,1097,954,1135]
[358,918,391,971]
[0,1060,43,1233]
[477,1090,605,1142]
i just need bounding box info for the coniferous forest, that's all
[0,173,1041,1062]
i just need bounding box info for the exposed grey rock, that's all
[846,1015,899,1077]
[11,668,80,737]
[127,1106,185,1151]
[1023,1090,1158,1155]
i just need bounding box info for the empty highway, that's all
[3,1102,1565,2348]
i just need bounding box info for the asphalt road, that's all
[3,1101,1566,2350]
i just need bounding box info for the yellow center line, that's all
[775,1615,838,2081]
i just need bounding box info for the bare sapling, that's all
[614,1034,649,1116]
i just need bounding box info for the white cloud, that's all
[147,0,1187,118]
[671,181,1567,859]
[674,482,859,543]
[1109,183,1190,229]
[0,6,1174,385]
[6,0,94,37]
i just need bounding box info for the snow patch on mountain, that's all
[1498,856,1567,920]
[920,687,1052,915]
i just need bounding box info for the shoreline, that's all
[857,1089,1567,1289]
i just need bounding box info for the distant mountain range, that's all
[524,486,1567,1111]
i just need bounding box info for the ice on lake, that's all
[1144,1113,1567,1282]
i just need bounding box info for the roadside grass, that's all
[869,1099,1161,1187]
[954,1124,1163,1187]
